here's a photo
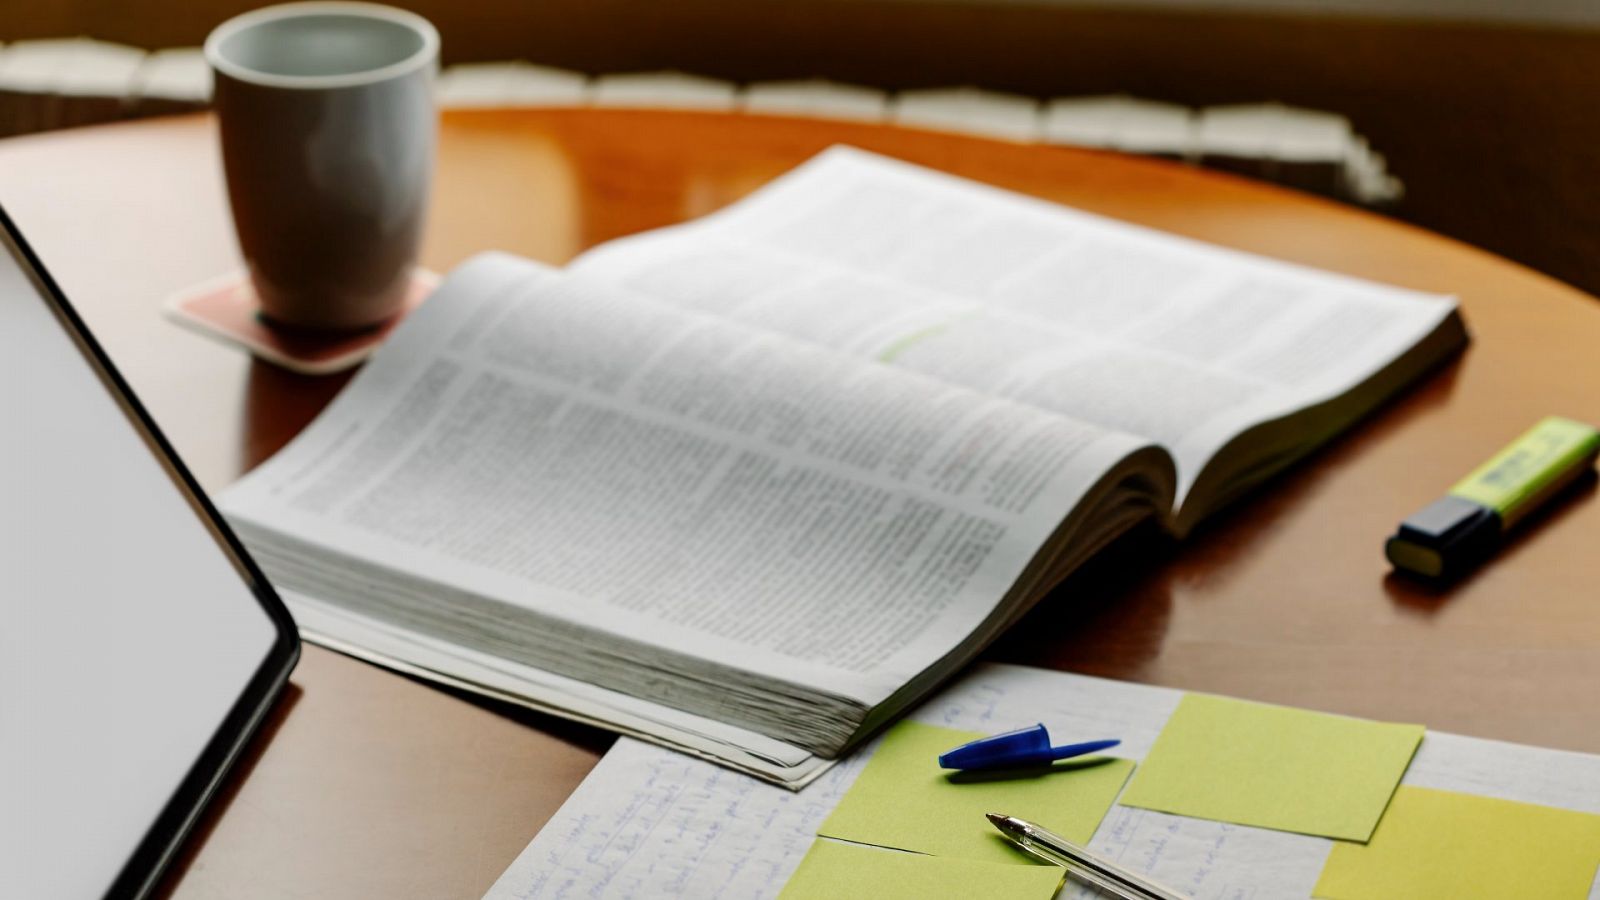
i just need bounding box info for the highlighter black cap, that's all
[1385,494,1502,581]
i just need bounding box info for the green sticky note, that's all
[1315,786,1600,899]
[1119,693,1423,841]
[779,839,1064,900]
[817,720,1134,864]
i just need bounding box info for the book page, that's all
[571,146,1458,508]
[484,664,1600,900]
[282,591,838,787]
[222,254,1160,717]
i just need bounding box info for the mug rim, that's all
[205,1,439,90]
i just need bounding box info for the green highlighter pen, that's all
[1387,416,1600,581]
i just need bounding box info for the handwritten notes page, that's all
[777,840,1063,900]
[1119,694,1423,841]
[484,664,1600,900]
[1315,786,1600,900]
[816,720,1134,862]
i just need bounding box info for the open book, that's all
[220,148,1465,787]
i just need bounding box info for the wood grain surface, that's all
[1,108,1596,900]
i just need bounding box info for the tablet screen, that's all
[0,225,289,897]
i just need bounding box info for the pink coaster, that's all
[164,270,438,375]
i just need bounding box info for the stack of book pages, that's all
[0,39,209,137]
[0,40,1399,204]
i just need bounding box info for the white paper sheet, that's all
[485,663,1600,899]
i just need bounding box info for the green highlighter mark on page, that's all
[1387,416,1600,581]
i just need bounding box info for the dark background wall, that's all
[6,0,1598,298]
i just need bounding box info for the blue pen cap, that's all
[938,724,1053,769]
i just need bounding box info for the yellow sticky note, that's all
[1119,694,1423,841]
[817,720,1134,864]
[1314,786,1600,899]
[778,840,1063,900]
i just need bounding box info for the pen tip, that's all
[986,813,1009,828]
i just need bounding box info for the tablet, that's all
[0,205,300,899]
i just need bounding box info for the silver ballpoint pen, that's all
[987,813,1188,900]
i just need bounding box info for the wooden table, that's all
[3,109,1598,899]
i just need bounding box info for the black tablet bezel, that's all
[1,203,302,900]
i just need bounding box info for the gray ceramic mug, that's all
[206,2,438,331]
